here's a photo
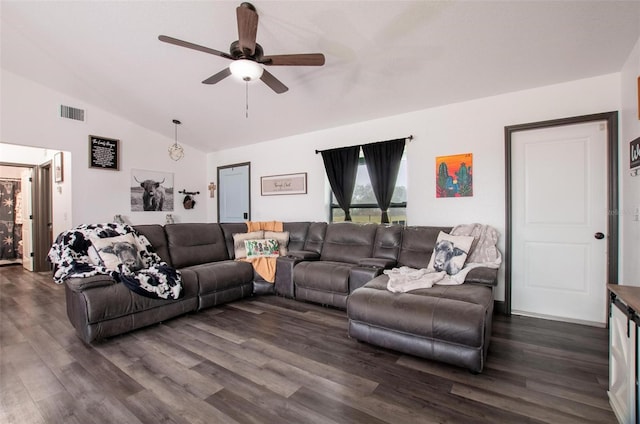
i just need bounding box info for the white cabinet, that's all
[609,286,639,424]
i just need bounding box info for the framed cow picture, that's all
[130,169,174,212]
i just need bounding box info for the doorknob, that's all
[594,232,605,240]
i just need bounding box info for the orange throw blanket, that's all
[241,221,283,283]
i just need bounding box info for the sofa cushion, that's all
[427,232,475,275]
[348,274,493,348]
[320,222,377,264]
[165,223,229,268]
[283,222,310,251]
[220,222,248,259]
[294,260,356,294]
[303,222,327,253]
[134,224,172,265]
[81,276,199,325]
[397,226,451,269]
[185,260,254,294]
[372,224,403,261]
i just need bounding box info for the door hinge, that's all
[29,177,33,182]
[30,252,34,257]
[29,215,33,220]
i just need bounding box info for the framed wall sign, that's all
[261,172,307,196]
[89,135,119,170]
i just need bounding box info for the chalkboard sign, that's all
[89,135,119,170]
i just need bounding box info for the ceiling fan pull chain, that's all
[245,81,249,118]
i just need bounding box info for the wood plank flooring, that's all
[0,265,616,423]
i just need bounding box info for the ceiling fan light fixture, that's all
[230,59,263,82]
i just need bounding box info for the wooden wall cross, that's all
[208,182,217,198]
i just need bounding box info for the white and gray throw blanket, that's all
[48,223,182,300]
[386,223,502,293]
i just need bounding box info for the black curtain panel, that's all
[321,145,360,221]
[362,138,405,223]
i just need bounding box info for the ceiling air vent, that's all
[60,104,85,121]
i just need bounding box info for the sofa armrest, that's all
[275,256,303,298]
[358,257,396,269]
[286,250,321,260]
[465,267,498,286]
[65,274,117,292]
[349,266,384,293]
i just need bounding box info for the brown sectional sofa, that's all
[61,221,498,372]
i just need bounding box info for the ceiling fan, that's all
[158,2,325,94]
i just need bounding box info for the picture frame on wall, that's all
[89,135,119,170]
[435,153,473,198]
[261,172,307,196]
[54,152,63,183]
[130,169,174,212]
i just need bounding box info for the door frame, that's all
[504,111,619,315]
[217,162,251,223]
[34,162,53,272]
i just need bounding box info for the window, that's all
[330,155,407,224]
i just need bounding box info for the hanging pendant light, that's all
[168,119,184,161]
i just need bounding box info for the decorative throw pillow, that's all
[233,230,264,259]
[264,230,290,256]
[89,233,144,271]
[245,238,280,258]
[427,231,475,275]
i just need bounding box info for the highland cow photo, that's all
[131,169,174,212]
[436,153,473,198]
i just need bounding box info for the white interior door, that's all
[218,163,250,223]
[511,121,608,325]
[21,168,34,271]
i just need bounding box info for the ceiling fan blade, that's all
[261,53,325,66]
[202,67,232,85]
[236,3,258,56]
[260,69,288,94]
[158,35,233,60]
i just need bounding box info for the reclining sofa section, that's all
[346,226,496,373]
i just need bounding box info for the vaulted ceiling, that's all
[2,1,639,152]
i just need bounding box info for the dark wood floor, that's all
[0,265,616,424]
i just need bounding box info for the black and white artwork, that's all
[131,169,174,212]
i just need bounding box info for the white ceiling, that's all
[2,1,639,153]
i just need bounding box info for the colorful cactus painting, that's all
[435,153,473,198]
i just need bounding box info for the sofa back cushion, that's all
[134,224,172,265]
[397,226,452,269]
[321,222,377,264]
[303,222,327,254]
[283,222,311,251]
[220,222,249,259]
[165,223,229,268]
[372,224,403,260]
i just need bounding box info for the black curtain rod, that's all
[315,135,413,154]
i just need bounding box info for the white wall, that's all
[620,36,640,286]
[0,70,209,231]
[208,73,622,301]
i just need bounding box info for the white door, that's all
[511,121,608,325]
[21,168,34,271]
[218,163,250,223]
